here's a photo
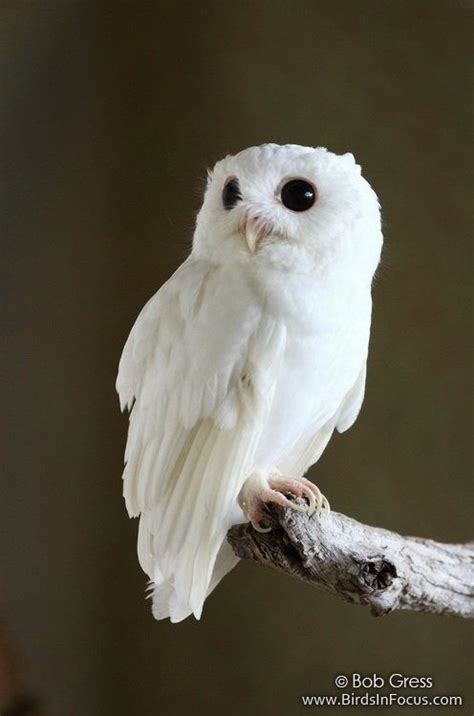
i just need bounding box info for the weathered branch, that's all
[227,502,474,618]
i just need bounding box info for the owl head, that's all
[193,144,382,278]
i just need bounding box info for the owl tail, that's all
[149,540,239,621]
[137,417,258,622]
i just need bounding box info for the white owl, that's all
[117,144,383,622]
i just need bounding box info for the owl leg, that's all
[238,469,329,533]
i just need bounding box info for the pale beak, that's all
[244,216,269,254]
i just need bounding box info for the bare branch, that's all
[227,503,474,618]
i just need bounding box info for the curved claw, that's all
[305,488,317,516]
[298,477,331,515]
[252,521,272,533]
[270,490,308,513]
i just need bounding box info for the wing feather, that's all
[278,361,367,478]
[336,362,367,433]
[117,258,286,621]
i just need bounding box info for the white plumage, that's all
[117,144,382,622]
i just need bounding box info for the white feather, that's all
[117,144,383,621]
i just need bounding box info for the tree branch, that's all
[227,502,474,618]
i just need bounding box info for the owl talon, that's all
[252,521,272,533]
[306,490,317,516]
[239,469,329,532]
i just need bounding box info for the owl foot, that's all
[238,469,330,533]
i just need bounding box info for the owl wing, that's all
[117,257,287,621]
[336,361,367,433]
[277,362,367,478]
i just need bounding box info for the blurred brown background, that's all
[1,1,473,715]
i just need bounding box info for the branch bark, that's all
[227,503,474,618]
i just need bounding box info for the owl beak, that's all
[244,215,270,254]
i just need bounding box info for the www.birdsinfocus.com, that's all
[116,143,383,623]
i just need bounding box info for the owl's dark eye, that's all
[222,177,242,210]
[281,179,316,212]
